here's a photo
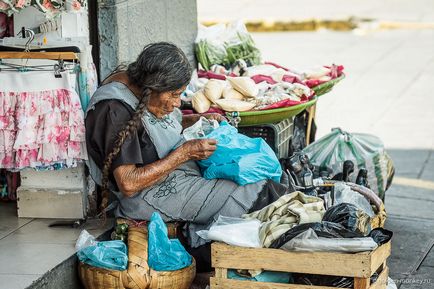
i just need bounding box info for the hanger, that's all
[0,27,79,77]
[17,28,35,52]
[0,27,79,61]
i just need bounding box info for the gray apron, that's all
[85,82,265,247]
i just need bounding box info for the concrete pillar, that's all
[98,0,198,79]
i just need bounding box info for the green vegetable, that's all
[115,223,129,235]
[195,31,261,70]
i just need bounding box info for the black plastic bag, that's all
[322,203,371,235]
[269,221,361,249]
[369,228,393,245]
[289,110,317,156]
[293,272,379,288]
[293,273,353,288]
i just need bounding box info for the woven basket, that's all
[227,97,318,126]
[78,227,196,289]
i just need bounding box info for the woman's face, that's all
[147,86,186,118]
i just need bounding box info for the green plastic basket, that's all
[311,74,345,96]
[227,97,318,126]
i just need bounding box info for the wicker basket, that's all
[78,227,196,289]
[227,97,317,126]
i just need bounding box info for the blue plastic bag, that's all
[228,269,293,283]
[198,122,282,185]
[77,240,128,271]
[148,212,192,271]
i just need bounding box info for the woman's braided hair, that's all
[99,42,192,218]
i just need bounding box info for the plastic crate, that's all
[238,118,293,159]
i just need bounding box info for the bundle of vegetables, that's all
[195,39,228,72]
[224,32,261,67]
[195,21,262,71]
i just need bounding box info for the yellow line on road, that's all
[200,20,434,32]
[393,177,434,191]
[379,21,434,30]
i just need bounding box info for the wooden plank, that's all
[369,266,389,289]
[369,242,391,275]
[0,51,78,60]
[305,104,316,146]
[354,277,370,289]
[210,277,349,289]
[212,243,371,278]
[215,268,227,279]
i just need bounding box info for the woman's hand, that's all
[180,139,218,160]
[203,113,227,123]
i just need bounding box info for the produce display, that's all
[187,21,345,124]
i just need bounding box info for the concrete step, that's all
[0,203,111,289]
[26,229,112,289]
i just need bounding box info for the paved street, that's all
[199,1,434,287]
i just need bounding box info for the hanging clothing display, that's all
[0,70,87,170]
[77,60,98,111]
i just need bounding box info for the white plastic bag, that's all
[196,216,261,248]
[183,117,219,141]
[75,229,98,251]
[387,278,397,289]
[281,228,378,252]
[195,21,261,70]
[333,182,375,217]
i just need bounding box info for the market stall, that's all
[74,20,396,289]
[182,21,345,159]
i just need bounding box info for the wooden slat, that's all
[214,268,227,279]
[354,277,370,289]
[369,266,389,289]
[212,243,371,278]
[0,51,78,60]
[369,242,391,275]
[305,103,316,146]
[210,277,349,289]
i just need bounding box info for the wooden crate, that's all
[211,241,391,289]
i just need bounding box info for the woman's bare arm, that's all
[181,114,200,129]
[113,139,217,197]
[181,113,226,129]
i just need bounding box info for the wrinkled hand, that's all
[203,113,227,123]
[181,139,217,161]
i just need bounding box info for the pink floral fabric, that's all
[0,12,13,38]
[0,88,87,170]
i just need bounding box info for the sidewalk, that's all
[0,204,111,289]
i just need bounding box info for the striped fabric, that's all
[243,191,326,247]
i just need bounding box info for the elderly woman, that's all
[85,42,290,269]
